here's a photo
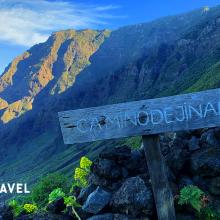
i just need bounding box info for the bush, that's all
[23,204,38,214]
[178,185,220,220]
[48,188,65,203]
[31,173,70,207]
[178,185,205,212]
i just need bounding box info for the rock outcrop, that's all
[1,127,220,219]
[76,127,220,219]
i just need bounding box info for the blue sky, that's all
[0,0,220,74]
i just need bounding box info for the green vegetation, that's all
[73,156,93,188]
[31,173,70,207]
[178,185,220,220]
[186,61,220,93]
[8,156,91,219]
[64,195,81,208]
[48,188,66,203]
[8,199,24,217]
[23,204,38,214]
[125,136,142,149]
[178,185,205,212]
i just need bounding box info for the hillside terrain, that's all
[0,5,220,190]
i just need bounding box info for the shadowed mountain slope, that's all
[1,6,220,187]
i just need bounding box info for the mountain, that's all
[1,6,220,188]
[0,29,110,123]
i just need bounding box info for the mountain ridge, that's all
[0,29,110,123]
[0,6,220,188]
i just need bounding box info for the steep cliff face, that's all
[0,29,110,123]
[0,6,220,186]
[0,52,30,93]
[0,98,8,110]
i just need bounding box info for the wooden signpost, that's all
[58,88,220,220]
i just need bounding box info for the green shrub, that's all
[8,199,23,217]
[49,188,65,203]
[31,173,70,207]
[23,203,38,214]
[178,185,205,212]
[73,156,92,188]
[178,185,220,220]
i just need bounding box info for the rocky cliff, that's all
[0,29,109,123]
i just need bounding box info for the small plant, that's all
[80,156,93,170]
[64,196,81,220]
[73,156,92,188]
[23,203,38,214]
[74,167,89,188]
[178,185,220,220]
[49,188,65,203]
[178,185,205,212]
[64,196,81,208]
[8,199,23,217]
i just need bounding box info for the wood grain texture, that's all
[143,135,176,220]
[58,88,220,144]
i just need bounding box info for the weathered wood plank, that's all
[143,135,176,220]
[58,88,220,144]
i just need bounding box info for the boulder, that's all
[16,212,74,220]
[99,146,131,163]
[190,148,220,177]
[87,213,141,220]
[77,184,97,204]
[87,213,140,220]
[188,136,200,151]
[89,173,121,191]
[47,197,66,214]
[92,158,123,180]
[166,140,189,175]
[200,129,220,148]
[113,213,142,220]
[178,176,194,189]
[111,177,153,217]
[73,207,92,220]
[205,177,220,195]
[82,187,112,214]
[124,149,148,176]
[175,131,192,140]
[87,213,113,220]
[214,127,220,140]
[192,176,209,192]
[71,185,81,198]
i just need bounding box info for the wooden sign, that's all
[58,88,220,220]
[59,88,220,144]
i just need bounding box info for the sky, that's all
[0,0,220,74]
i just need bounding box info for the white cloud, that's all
[0,0,119,47]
